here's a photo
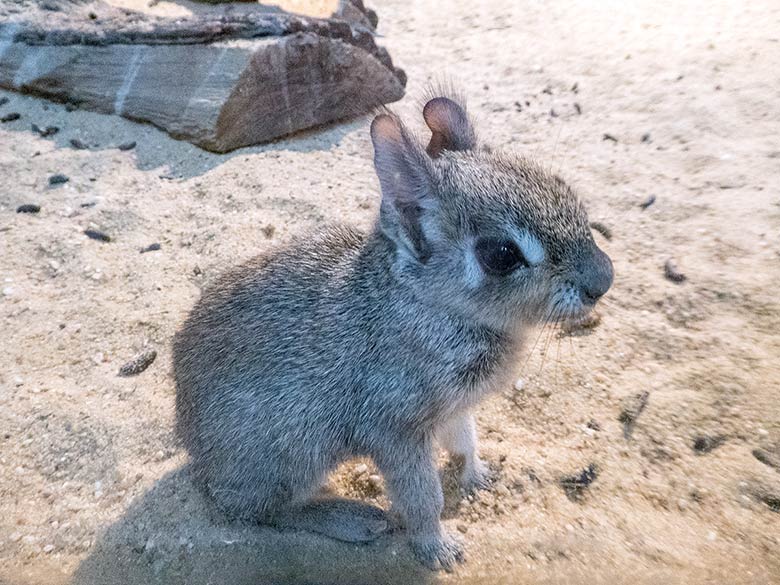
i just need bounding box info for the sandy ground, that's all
[2,0,780,584]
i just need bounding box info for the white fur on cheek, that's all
[463,239,484,289]
[515,230,545,266]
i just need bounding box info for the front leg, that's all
[436,412,492,492]
[373,436,465,571]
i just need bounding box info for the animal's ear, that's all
[371,114,435,263]
[423,97,476,158]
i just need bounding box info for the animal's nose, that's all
[579,247,613,304]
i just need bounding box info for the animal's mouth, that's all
[560,309,602,333]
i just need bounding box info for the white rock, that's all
[43,544,55,553]
[513,378,525,391]
[2,286,13,296]
[354,463,368,476]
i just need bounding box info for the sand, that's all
[1,0,779,583]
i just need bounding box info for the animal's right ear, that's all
[371,114,435,263]
[423,97,476,158]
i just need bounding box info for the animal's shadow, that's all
[71,465,435,585]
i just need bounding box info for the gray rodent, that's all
[172,92,613,571]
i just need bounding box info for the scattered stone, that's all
[602,133,618,143]
[65,103,78,112]
[117,141,137,151]
[664,259,687,283]
[354,463,368,476]
[367,474,382,489]
[571,82,579,93]
[589,221,612,241]
[692,435,724,454]
[16,204,41,214]
[43,544,55,553]
[48,174,69,186]
[677,498,688,511]
[619,391,649,439]
[586,419,601,431]
[1,112,21,122]
[118,349,157,377]
[549,108,558,118]
[752,447,780,471]
[0,96,8,106]
[80,201,97,208]
[513,378,525,391]
[573,102,582,115]
[639,194,656,210]
[9,532,22,542]
[32,124,60,137]
[140,243,161,253]
[261,224,276,239]
[457,523,468,534]
[70,138,88,149]
[84,229,111,242]
[641,132,651,143]
[560,464,597,501]
[758,428,769,438]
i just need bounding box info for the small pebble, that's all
[70,138,88,150]
[140,243,161,253]
[664,259,687,283]
[354,463,368,476]
[677,498,688,511]
[9,532,22,542]
[16,204,41,214]
[65,103,78,112]
[639,194,656,209]
[641,132,651,143]
[1,112,20,123]
[573,102,582,115]
[48,174,69,186]
[368,474,382,489]
[2,286,14,296]
[117,141,137,151]
[602,133,618,143]
[513,378,525,391]
[84,229,111,242]
[0,96,8,106]
[707,531,717,542]
[757,428,769,437]
[43,544,55,553]
[118,349,157,377]
[457,523,469,534]
[261,224,276,239]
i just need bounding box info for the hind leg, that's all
[436,412,492,492]
[270,497,388,543]
[204,453,388,543]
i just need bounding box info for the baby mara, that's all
[173,93,613,571]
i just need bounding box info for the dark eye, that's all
[475,238,528,275]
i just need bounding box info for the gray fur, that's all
[172,93,613,571]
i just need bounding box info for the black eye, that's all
[475,238,528,275]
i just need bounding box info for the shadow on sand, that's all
[71,466,434,585]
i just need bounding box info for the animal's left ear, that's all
[423,97,477,158]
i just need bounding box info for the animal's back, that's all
[172,225,366,462]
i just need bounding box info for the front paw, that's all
[460,459,495,493]
[409,531,465,571]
